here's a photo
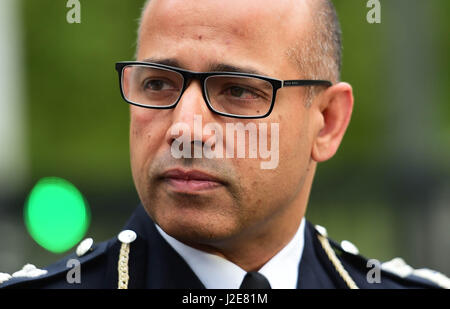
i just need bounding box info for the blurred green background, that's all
[0,0,449,275]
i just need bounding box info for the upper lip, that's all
[161,168,224,184]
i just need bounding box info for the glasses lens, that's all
[205,75,273,117]
[121,65,183,107]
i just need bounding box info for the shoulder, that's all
[312,224,450,289]
[0,237,116,289]
[0,205,159,289]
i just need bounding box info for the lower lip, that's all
[165,178,222,192]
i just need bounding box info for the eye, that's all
[143,79,174,91]
[224,86,262,99]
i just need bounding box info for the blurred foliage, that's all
[433,0,450,158]
[23,0,142,193]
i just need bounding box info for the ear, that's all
[311,82,354,162]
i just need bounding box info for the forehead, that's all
[138,0,312,76]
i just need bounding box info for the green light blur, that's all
[24,177,90,253]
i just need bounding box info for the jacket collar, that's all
[121,205,204,288]
[120,205,342,289]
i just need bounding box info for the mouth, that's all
[160,168,225,193]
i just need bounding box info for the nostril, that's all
[191,140,204,147]
[191,140,204,158]
[165,121,191,146]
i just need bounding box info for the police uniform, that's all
[1,205,449,289]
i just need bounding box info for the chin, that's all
[154,206,239,245]
[141,184,243,243]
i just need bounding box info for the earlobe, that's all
[311,82,354,163]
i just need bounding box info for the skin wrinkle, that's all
[129,0,353,271]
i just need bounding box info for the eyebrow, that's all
[140,57,267,76]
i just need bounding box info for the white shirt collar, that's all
[156,218,306,289]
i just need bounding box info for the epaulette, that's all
[380,257,450,289]
[0,229,138,289]
[0,237,110,288]
[313,224,450,289]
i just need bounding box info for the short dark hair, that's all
[286,0,342,105]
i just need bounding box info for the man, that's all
[1,0,448,289]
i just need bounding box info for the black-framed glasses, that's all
[115,61,332,119]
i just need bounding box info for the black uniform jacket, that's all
[0,205,444,289]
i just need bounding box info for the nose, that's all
[165,80,218,152]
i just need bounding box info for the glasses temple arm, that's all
[282,80,332,87]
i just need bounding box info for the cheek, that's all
[129,108,168,178]
[272,110,313,188]
[229,116,309,211]
[280,107,311,159]
[130,109,152,157]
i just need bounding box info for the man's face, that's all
[131,0,321,246]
